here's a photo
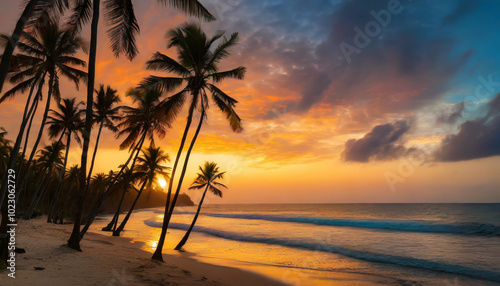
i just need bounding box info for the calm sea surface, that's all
[95,204,500,285]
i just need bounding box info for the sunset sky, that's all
[1,0,499,203]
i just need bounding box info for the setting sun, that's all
[157,177,167,189]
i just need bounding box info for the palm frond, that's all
[104,0,140,60]
[146,52,190,76]
[207,32,239,68]
[209,85,242,132]
[210,66,246,83]
[0,77,37,103]
[68,0,93,31]
[156,0,215,22]
[139,75,184,94]
[209,185,223,197]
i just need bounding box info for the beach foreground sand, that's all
[1,218,287,286]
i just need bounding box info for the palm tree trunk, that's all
[0,0,40,92]
[85,120,103,189]
[109,187,126,232]
[26,170,52,219]
[15,99,38,207]
[0,73,48,209]
[48,131,72,222]
[79,120,103,219]
[113,179,148,236]
[16,74,54,206]
[16,95,39,193]
[14,78,43,206]
[174,184,209,250]
[102,211,118,231]
[19,78,38,129]
[25,128,65,219]
[80,132,146,237]
[59,185,75,224]
[152,110,204,261]
[17,75,46,199]
[152,114,193,261]
[103,135,147,232]
[68,0,100,251]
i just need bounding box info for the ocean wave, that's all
[172,212,500,236]
[144,219,500,282]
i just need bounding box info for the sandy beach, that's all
[3,217,286,286]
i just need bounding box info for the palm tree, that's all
[102,166,139,232]
[175,161,225,250]
[88,172,109,207]
[46,98,84,222]
[67,0,215,252]
[148,23,245,261]
[0,0,70,92]
[80,87,169,236]
[0,18,87,210]
[86,85,121,189]
[113,145,170,236]
[57,164,80,224]
[25,141,65,218]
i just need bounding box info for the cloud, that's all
[435,93,500,161]
[436,101,465,125]
[342,120,413,162]
[217,0,474,125]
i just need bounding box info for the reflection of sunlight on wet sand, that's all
[135,214,185,253]
[150,240,158,251]
[142,227,162,253]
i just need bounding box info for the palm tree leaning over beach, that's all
[80,87,168,236]
[46,98,84,222]
[175,161,225,250]
[0,18,87,211]
[113,145,170,236]
[66,0,215,252]
[146,23,245,261]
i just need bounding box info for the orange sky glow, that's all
[1,1,499,203]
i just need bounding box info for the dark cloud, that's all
[220,0,475,123]
[435,93,500,162]
[437,101,465,125]
[342,120,412,162]
[303,0,473,115]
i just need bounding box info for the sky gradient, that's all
[1,0,499,203]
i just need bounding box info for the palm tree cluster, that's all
[0,0,245,268]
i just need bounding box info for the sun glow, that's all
[158,177,167,189]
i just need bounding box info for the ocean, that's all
[95,203,500,285]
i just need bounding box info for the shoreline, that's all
[2,217,287,286]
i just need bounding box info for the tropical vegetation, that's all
[0,0,245,270]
